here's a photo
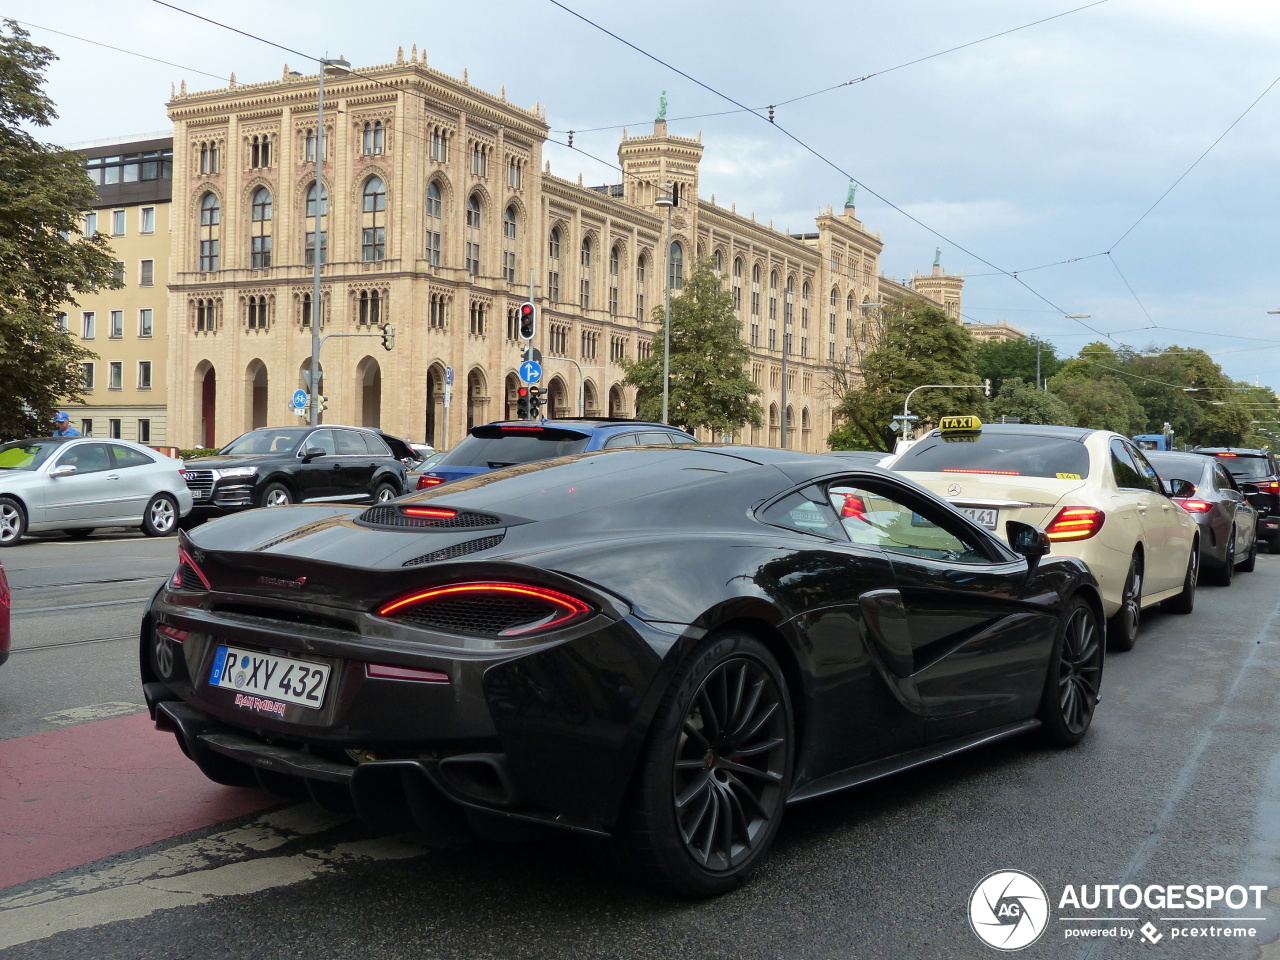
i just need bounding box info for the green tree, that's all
[0,21,118,440]
[1190,402,1253,447]
[622,257,762,436]
[974,335,1062,396]
[829,298,986,452]
[990,377,1074,426]
[1050,375,1146,435]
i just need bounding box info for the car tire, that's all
[1240,535,1258,573]
[1209,532,1235,586]
[260,482,293,507]
[1164,540,1198,614]
[1039,595,1103,748]
[372,481,398,504]
[142,494,179,537]
[0,496,27,547]
[614,629,794,898]
[1107,554,1143,652]
[66,528,95,540]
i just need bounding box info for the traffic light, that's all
[381,323,396,351]
[516,385,530,420]
[518,302,536,341]
[528,385,544,417]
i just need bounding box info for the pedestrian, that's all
[51,412,81,438]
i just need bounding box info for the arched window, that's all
[636,252,647,320]
[731,256,743,312]
[363,121,384,156]
[580,238,592,309]
[305,128,316,163]
[609,245,620,316]
[246,294,269,330]
[250,135,270,169]
[750,264,761,317]
[502,205,517,282]
[305,182,328,266]
[361,176,386,262]
[768,269,778,321]
[714,249,723,273]
[198,193,219,271]
[801,281,810,330]
[846,293,855,338]
[668,241,683,291]
[358,289,383,326]
[249,187,272,268]
[548,227,561,302]
[425,180,443,266]
[465,194,482,276]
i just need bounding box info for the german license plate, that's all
[209,645,330,710]
[960,507,998,530]
[191,488,206,499]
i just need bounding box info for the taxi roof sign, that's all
[939,415,982,433]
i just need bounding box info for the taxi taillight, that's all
[1044,506,1106,542]
[1176,499,1213,514]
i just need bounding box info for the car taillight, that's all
[173,546,212,590]
[178,467,187,478]
[1176,499,1213,513]
[403,506,457,519]
[1044,506,1106,542]
[365,663,450,683]
[840,494,867,520]
[376,582,592,637]
[417,475,445,490]
[157,623,190,642]
[1261,481,1280,494]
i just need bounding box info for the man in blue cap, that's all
[51,412,81,437]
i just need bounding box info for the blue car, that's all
[416,419,698,489]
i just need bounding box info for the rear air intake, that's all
[376,582,592,637]
[402,534,506,567]
[359,505,501,529]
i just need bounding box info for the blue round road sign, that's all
[291,389,309,409]
[519,361,542,383]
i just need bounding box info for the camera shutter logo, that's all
[969,870,1050,951]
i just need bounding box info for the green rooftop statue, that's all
[845,180,857,206]
[657,90,668,121]
[933,246,942,267]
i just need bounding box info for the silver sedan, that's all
[0,438,194,546]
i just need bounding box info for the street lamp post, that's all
[780,286,793,448]
[655,187,674,425]
[309,55,350,426]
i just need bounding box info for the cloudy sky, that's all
[11,0,1280,385]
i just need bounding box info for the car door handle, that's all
[332,463,342,470]
[106,473,120,481]
[1137,504,1147,514]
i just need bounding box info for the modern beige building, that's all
[164,51,959,451]
[63,136,173,444]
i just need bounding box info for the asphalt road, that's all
[3,534,1280,959]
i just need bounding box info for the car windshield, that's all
[0,441,59,471]
[435,426,592,469]
[1210,455,1272,479]
[894,432,1092,479]
[219,429,308,456]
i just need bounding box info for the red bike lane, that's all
[0,710,276,889]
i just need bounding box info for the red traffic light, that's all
[519,304,534,318]
[517,386,529,397]
[518,301,536,339]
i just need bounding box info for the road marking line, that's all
[40,702,144,725]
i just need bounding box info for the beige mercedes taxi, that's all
[892,419,1199,650]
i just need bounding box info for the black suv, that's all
[184,425,412,521]
[1193,447,1280,548]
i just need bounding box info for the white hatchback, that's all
[892,422,1199,650]
[0,438,194,546]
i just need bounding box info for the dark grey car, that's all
[1146,451,1258,586]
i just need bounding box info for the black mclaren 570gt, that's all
[141,444,1105,897]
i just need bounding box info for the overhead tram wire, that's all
[12,19,230,82]
[544,0,1113,344]
[1106,252,1156,328]
[965,252,1110,278]
[552,0,1112,135]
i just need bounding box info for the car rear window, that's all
[894,433,1091,480]
[1144,456,1206,487]
[436,426,592,468]
[1209,454,1272,479]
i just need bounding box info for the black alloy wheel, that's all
[1107,554,1142,652]
[616,630,793,898]
[1039,596,1103,747]
[1164,540,1198,614]
[373,481,398,503]
[260,482,294,507]
[1210,531,1236,586]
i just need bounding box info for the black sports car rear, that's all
[141,445,1105,896]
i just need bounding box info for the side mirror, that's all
[1005,520,1050,573]
[303,447,326,461]
[49,465,78,478]
[1167,478,1196,499]
[1241,482,1260,496]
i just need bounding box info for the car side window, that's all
[109,445,154,469]
[827,482,993,564]
[57,442,111,474]
[1214,464,1240,494]
[1125,443,1163,494]
[636,432,674,446]
[362,433,392,456]
[334,430,367,455]
[1110,440,1147,490]
[602,433,638,449]
[303,430,336,456]
[759,488,844,538]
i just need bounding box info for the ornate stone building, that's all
[165,50,959,450]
